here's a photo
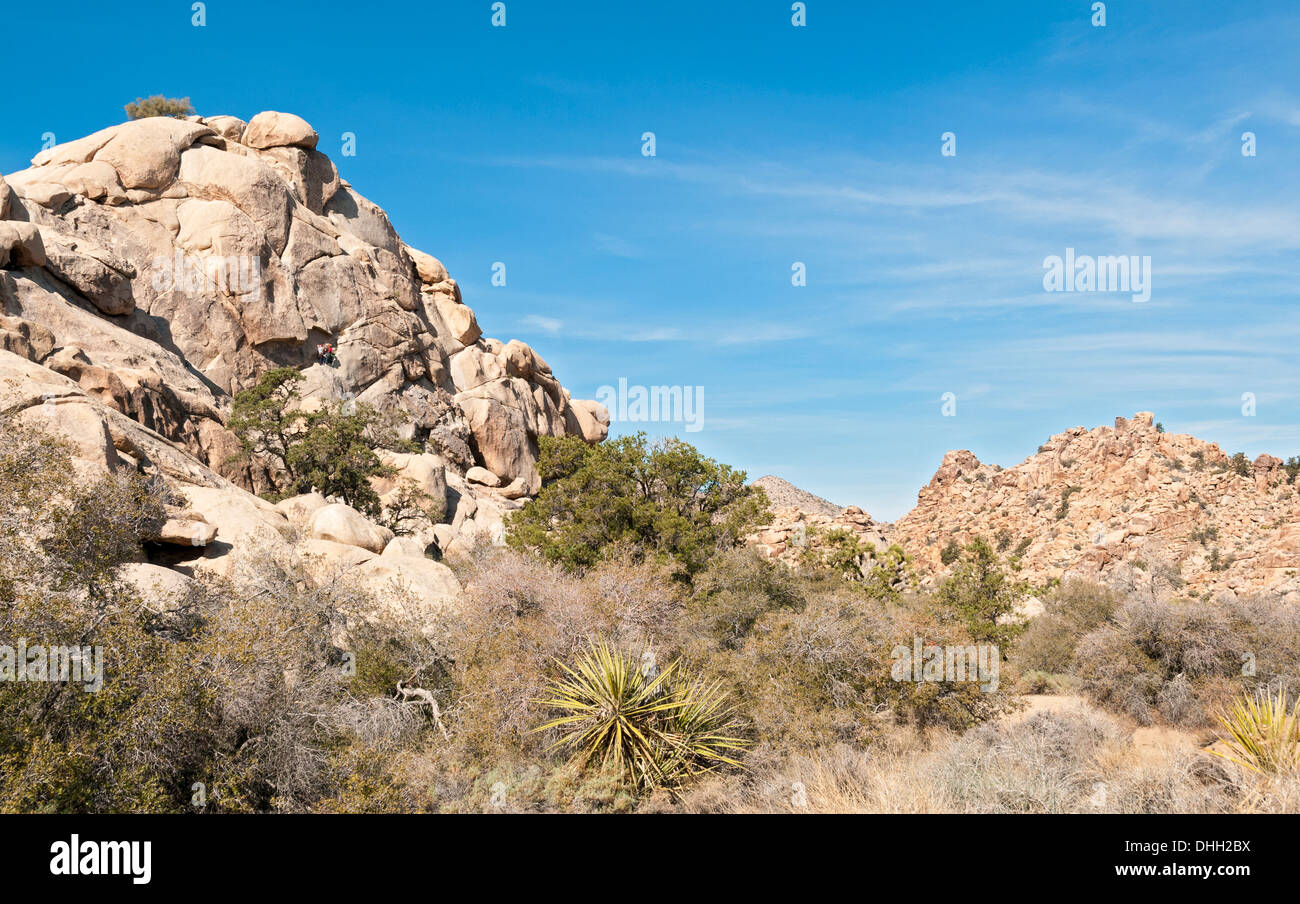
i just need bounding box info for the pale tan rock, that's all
[406,246,448,284]
[0,316,56,363]
[325,184,402,254]
[243,111,319,151]
[449,343,505,392]
[565,398,610,443]
[155,516,218,547]
[456,377,542,492]
[275,492,330,526]
[118,563,199,611]
[178,144,293,254]
[428,291,481,346]
[466,466,501,487]
[309,502,394,554]
[93,117,213,190]
[41,238,135,315]
[503,339,549,380]
[371,450,448,523]
[203,115,247,143]
[382,536,429,559]
[352,554,463,612]
[60,160,127,203]
[0,221,47,268]
[299,537,378,574]
[30,126,122,168]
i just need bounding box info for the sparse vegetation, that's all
[124,95,195,120]
[7,410,1299,814]
[1055,485,1081,521]
[1230,452,1252,477]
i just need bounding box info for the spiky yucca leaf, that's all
[534,639,749,791]
[1209,687,1300,775]
[658,675,749,774]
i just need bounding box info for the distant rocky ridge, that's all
[0,110,609,613]
[893,412,1300,601]
[752,413,1300,603]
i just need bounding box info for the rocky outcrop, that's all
[748,503,892,569]
[1,110,611,618]
[893,412,1300,600]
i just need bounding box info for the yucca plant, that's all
[1209,687,1300,775]
[534,639,749,792]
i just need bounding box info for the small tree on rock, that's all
[124,95,195,120]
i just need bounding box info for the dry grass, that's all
[679,696,1299,814]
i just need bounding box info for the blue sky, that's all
[4,1,1299,518]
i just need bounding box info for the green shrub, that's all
[931,537,1026,649]
[506,433,769,576]
[939,538,962,565]
[688,547,804,649]
[124,95,195,120]
[228,367,414,516]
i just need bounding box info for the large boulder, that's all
[371,450,449,523]
[92,117,213,191]
[243,111,320,151]
[456,377,542,494]
[352,556,462,614]
[565,398,611,444]
[41,235,135,315]
[275,492,330,527]
[309,503,394,554]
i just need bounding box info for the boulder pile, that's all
[1,111,610,615]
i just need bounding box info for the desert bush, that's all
[688,702,1243,814]
[939,538,961,565]
[436,549,685,769]
[799,527,874,581]
[506,433,769,576]
[1229,452,1251,477]
[706,585,1015,753]
[930,536,1026,649]
[228,367,415,516]
[124,95,194,119]
[0,421,434,813]
[687,546,805,648]
[1015,579,1121,674]
[1070,593,1300,727]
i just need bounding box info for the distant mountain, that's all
[752,475,844,517]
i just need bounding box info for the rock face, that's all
[1,111,611,617]
[892,412,1300,599]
